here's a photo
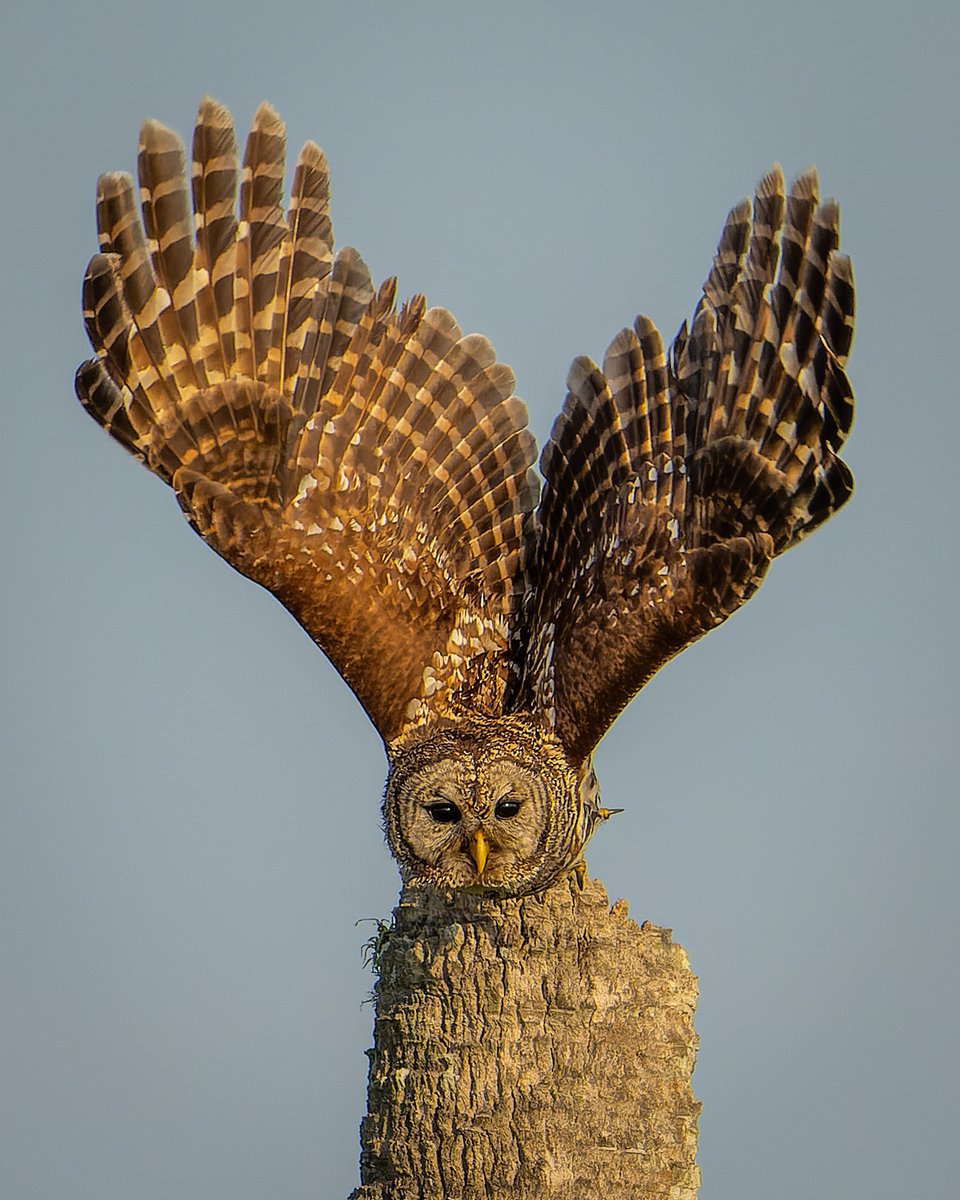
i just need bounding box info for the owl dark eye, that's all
[494,799,522,819]
[425,801,461,824]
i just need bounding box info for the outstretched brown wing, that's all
[77,98,539,743]
[521,167,854,768]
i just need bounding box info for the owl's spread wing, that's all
[77,99,538,742]
[521,167,854,767]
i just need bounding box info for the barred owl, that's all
[77,99,854,896]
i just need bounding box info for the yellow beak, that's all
[468,829,490,877]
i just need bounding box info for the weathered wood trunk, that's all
[349,876,699,1200]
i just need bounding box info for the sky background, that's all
[2,2,957,1197]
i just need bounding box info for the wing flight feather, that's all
[77,99,538,743]
[522,166,854,765]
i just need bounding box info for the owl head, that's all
[383,715,596,897]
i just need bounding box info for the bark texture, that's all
[349,876,699,1200]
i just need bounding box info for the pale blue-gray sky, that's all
[2,3,957,1197]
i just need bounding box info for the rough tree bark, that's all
[348,876,699,1200]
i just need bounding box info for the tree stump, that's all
[349,876,699,1200]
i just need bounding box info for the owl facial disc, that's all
[383,715,597,897]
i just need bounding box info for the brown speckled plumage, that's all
[78,100,854,895]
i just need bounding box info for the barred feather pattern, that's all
[77,98,539,743]
[521,166,855,769]
[77,102,855,895]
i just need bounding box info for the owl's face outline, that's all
[383,715,584,897]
